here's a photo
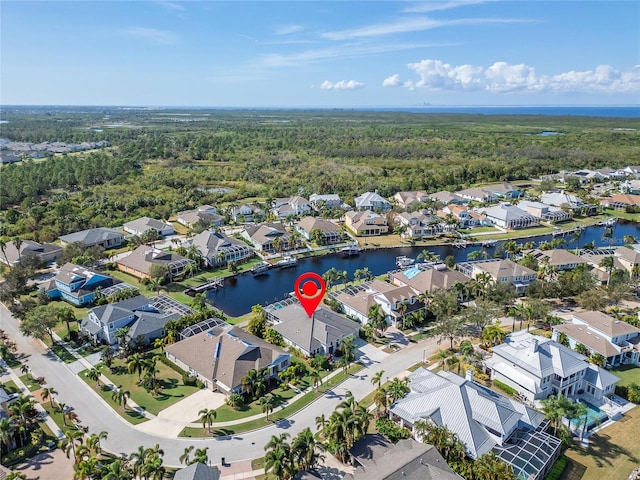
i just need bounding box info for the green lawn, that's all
[19,373,41,391]
[1,380,19,394]
[77,373,149,425]
[564,406,640,480]
[89,355,201,416]
[180,363,363,438]
[609,364,640,387]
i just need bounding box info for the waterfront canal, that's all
[208,221,640,316]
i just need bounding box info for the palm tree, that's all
[624,234,638,245]
[367,304,387,337]
[56,305,76,336]
[602,226,614,248]
[190,293,207,313]
[127,353,144,381]
[86,430,108,456]
[241,368,259,397]
[148,278,162,295]
[198,408,217,433]
[179,446,194,465]
[0,238,9,266]
[111,387,130,411]
[446,354,461,374]
[573,401,589,442]
[311,369,323,391]
[599,255,615,286]
[60,428,85,461]
[293,427,322,471]
[264,433,293,480]
[0,417,15,452]
[114,327,130,351]
[192,447,209,465]
[12,237,22,261]
[87,368,101,387]
[260,395,275,421]
[41,386,58,408]
[371,370,385,389]
[102,458,133,480]
[435,349,450,369]
[482,323,507,347]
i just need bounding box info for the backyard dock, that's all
[184,278,224,295]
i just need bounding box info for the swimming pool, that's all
[570,401,608,430]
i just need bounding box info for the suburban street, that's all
[0,302,438,467]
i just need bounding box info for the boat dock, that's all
[184,277,224,295]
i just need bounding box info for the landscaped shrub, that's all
[182,373,197,386]
[627,382,640,403]
[544,454,568,480]
[492,379,517,396]
[615,385,629,400]
[376,417,411,443]
[158,354,187,376]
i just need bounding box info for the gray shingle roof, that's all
[59,227,123,246]
[174,462,220,480]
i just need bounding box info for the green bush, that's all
[195,379,205,389]
[615,385,629,400]
[544,455,568,480]
[493,379,517,396]
[376,417,411,443]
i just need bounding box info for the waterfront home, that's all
[335,279,398,324]
[123,216,174,237]
[614,245,640,275]
[165,325,290,395]
[394,212,454,239]
[553,311,640,366]
[344,211,388,236]
[265,303,359,356]
[456,187,497,203]
[295,217,341,244]
[45,263,127,306]
[354,191,392,211]
[393,191,429,208]
[439,204,488,228]
[271,196,311,219]
[344,434,462,480]
[230,204,264,223]
[0,239,62,266]
[59,227,124,249]
[530,249,587,271]
[427,190,467,205]
[540,192,597,215]
[390,367,562,480]
[486,331,619,402]
[309,193,345,210]
[517,200,572,223]
[242,222,291,253]
[457,259,536,294]
[601,193,640,210]
[177,205,225,229]
[477,203,540,229]
[389,264,469,294]
[116,245,195,279]
[189,230,253,267]
[80,294,189,345]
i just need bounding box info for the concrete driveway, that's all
[355,338,389,366]
[12,448,74,480]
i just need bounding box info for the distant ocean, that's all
[360,106,640,118]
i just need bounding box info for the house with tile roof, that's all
[242,222,292,253]
[390,367,562,480]
[189,230,253,267]
[80,294,188,345]
[116,246,195,279]
[123,216,174,237]
[45,263,128,306]
[552,311,640,366]
[344,211,388,236]
[266,304,359,356]
[295,217,341,244]
[344,434,462,480]
[602,194,640,210]
[354,191,392,211]
[165,325,290,395]
[59,227,125,249]
[486,331,619,403]
[0,239,62,266]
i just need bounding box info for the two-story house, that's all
[456,187,497,203]
[540,192,597,215]
[530,249,587,272]
[393,191,429,209]
[552,311,640,366]
[295,217,341,244]
[230,204,265,223]
[309,193,344,210]
[517,200,572,223]
[439,205,487,228]
[271,196,311,219]
[242,222,291,253]
[394,212,454,239]
[486,331,619,402]
[189,230,253,267]
[478,203,540,229]
[177,205,225,229]
[354,191,392,211]
[457,259,536,294]
[344,211,388,236]
[45,263,127,306]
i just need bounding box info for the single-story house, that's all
[295,217,341,244]
[540,192,597,215]
[0,239,62,266]
[601,194,640,210]
[189,230,253,267]
[165,325,290,395]
[177,205,225,228]
[266,303,360,356]
[242,222,291,252]
[517,200,572,223]
[230,204,265,223]
[59,228,125,249]
[123,217,174,237]
[116,245,195,279]
[482,183,521,199]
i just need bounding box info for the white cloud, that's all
[402,0,488,13]
[321,80,365,91]
[383,74,402,87]
[125,27,178,45]
[322,16,532,41]
[155,2,186,12]
[404,59,640,94]
[275,24,304,35]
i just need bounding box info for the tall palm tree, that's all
[60,428,85,461]
[192,447,209,465]
[241,368,259,397]
[260,395,275,421]
[264,433,293,480]
[111,387,130,411]
[311,369,322,391]
[292,427,322,471]
[371,370,385,389]
[102,458,133,480]
[0,417,15,452]
[86,430,108,456]
[12,237,22,261]
[0,238,9,266]
[41,386,58,408]
[198,408,217,433]
[127,353,144,381]
[179,446,194,465]
[56,305,76,336]
[87,368,101,387]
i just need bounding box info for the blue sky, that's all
[2,1,639,106]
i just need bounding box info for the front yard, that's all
[564,406,640,480]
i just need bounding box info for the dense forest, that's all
[1,107,639,241]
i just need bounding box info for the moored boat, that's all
[251,262,271,276]
[276,256,298,268]
[396,255,415,268]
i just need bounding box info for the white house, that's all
[309,193,344,210]
[486,331,619,403]
[517,200,572,223]
[230,204,264,223]
[271,196,311,218]
[478,203,540,229]
[552,311,640,366]
[189,230,253,267]
[354,191,392,211]
[123,217,174,237]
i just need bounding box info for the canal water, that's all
[208,221,640,316]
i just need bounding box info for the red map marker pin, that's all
[294,272,326,318]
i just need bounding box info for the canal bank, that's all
[210,220,640,317]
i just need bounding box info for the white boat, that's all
[605,217,617,226]
[276,256,298,268]
[251,262,271,276]
[341,245,361,257]
[396,256,415,268]
[481,239,497,247]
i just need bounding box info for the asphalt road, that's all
[1,302,438,467]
